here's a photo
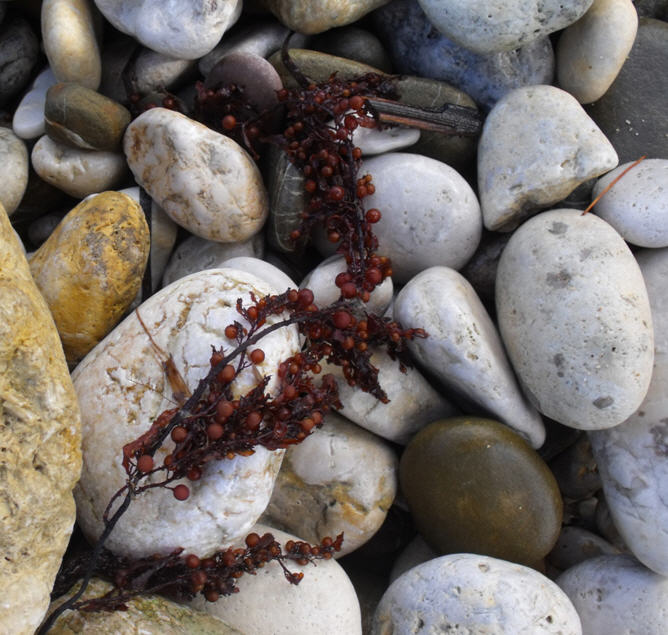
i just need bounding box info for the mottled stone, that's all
[32,135,127,198]
[72,269,299,558]
[557,555,668,633]
[548,526,619,571]
[0,203,82,635]
[12,67,58,140]
[478,85,618,231]
[557,0,638,104]
[42,0,101,89]
[0,128,28,215]
[0,17,39,107]
[496,209,654,430]
[374,554,582,634]
[400,418,562,565]
[125,108,268,243]
[394,267,545,448]
[310,25,393,72]
[94,0,242,60]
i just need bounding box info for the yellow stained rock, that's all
[0,202,82,635]
[29,191,150,363]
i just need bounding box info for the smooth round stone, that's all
[262,0,390,34]
[373,1,555,110]
[374,554,582,635]
[479,85,618,231]
[361,153,481,282]
[591,159,668,247]
[394,266,545,448]
[0,203,82,635]
[496,209,654,430]
[162,233,264,287]
[586,18,668,163]
[557,555,668,633]
[0,128,28,216]
[32,135,127,198]
[548,526,619,571]
[12,67,58,140]
[310,25,393,72]
[549,435,601,500]
[45,83,131,151]
[125,108,268,243]
[42,0,101,89]
[220,256,296,291]
[588,247,668,575]
[400,418,562,565]
[261,413,398,557]
[0,17,38,108]
[418,0,593,54]
[72,269,300,558]
[557,0,638,104]
[94,0,242,60]
[192,523,363,635]
[133,48,197,94]
[29,192,150,363]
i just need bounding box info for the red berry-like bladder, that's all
[173,484,190,501]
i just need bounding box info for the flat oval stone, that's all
[42,0,101,89]
[262,413,398,556]
[0,17,39,107]
[32,135,127,198]
[12,67,58,140]
[478,85,618,231]
[45,83,131,151]
[591,158,668,247]
[361,153,482,282]
[0,128,28,216]
[400,418,562,565]
[125,108,268,243]
[557,0,638,104]
[29,191,150,363]
[72,269,300,559]
[496,209,654,430]
[0,203,82,635]
[94,0,242,60]
[418,0,593,54]
[394,266,545,448]
[557,555,668,633]
[374,554,582,634]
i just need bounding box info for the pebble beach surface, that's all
[1,1,667,634]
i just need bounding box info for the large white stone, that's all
[124,108,268,243]
[496,209,654,430]
[221,256,297,292]
[72,268,300,559]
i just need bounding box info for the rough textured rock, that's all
[496,209,654,430]
[0,203,82,635]
[0,128,29,215]
[29,192,150,363]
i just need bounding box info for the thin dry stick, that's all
[582,155,647,215]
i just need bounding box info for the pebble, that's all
[133,48,197,95]
[161,233,264,287]
[586,18,668,164]
[124,108,268,243]
[548,526,620,571]
[373,1,555,110]
[220,256,297,291]
[394,266,546,448]
[418,0,593,54]
[261,412,398,557]
[349,119,420,156]
[373,554,582,634]
[361,153,482,282]
[192,524,363,634]
[29,191,150,363]
[12,67,58,140]
[478,85,619,231]
[400,417,562,565]
[496,209,654,430]
[0,17,39,107]
[588,247,668,576]
[549,435,602,500]
[309,25,393,72]
[0,128,28,216]
[72,269,300,559]
[0,203,82,635]
[93,0,243,60]
[45,83,131,151]
[557,0,638,104]
[42,0,101,89]
[557,554,668,633]
[591,158,668,247]
[31,134,127,198]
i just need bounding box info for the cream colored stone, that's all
[124,108,268,243]
[72,269,300,559]
[42,0,101,89]
[0,202,82,635]
[29,191,150,363]
[221,256,296,291]
[0,127,28,215]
